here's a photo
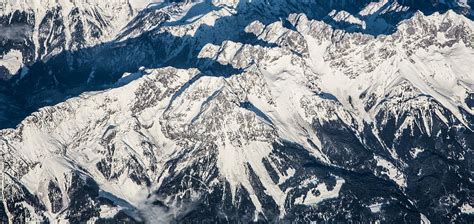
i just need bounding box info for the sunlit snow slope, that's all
[1,0,473,223]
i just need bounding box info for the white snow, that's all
[359,0,390,16]
[329,10,366,29]
[162,1,234,37]
[461,203,474,214]
[420,213,431,224]
[294,177,345,205]
[410,148,424,158]
[247,52,329,163]
[249,194,263,221]
[368,203,383,213]
[0,49,23,75]
[1,5,473,222]
[2,0,162,61]
[278,168,295,184]
[99,205,121,219]
[216,140,288,215]
[375,156,407,188]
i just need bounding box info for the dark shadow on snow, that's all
[0,0,472,129]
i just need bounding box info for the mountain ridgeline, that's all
[0,0,473,223]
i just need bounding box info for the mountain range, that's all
[0,0,473,223]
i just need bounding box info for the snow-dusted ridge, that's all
[0,1,474,223]
[0,0,166,79]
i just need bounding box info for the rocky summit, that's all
[0,0,473,223]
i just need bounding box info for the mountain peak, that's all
[1,1,473,223]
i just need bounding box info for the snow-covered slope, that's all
[0,0,164,79]
[1,0,473,223]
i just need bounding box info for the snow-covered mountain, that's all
[1,0,474,223]
[0,0,164,79]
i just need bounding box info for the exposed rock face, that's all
[0,0,473,223]
[0,0,162,79]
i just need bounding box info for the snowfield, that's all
[1,0,473,223]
